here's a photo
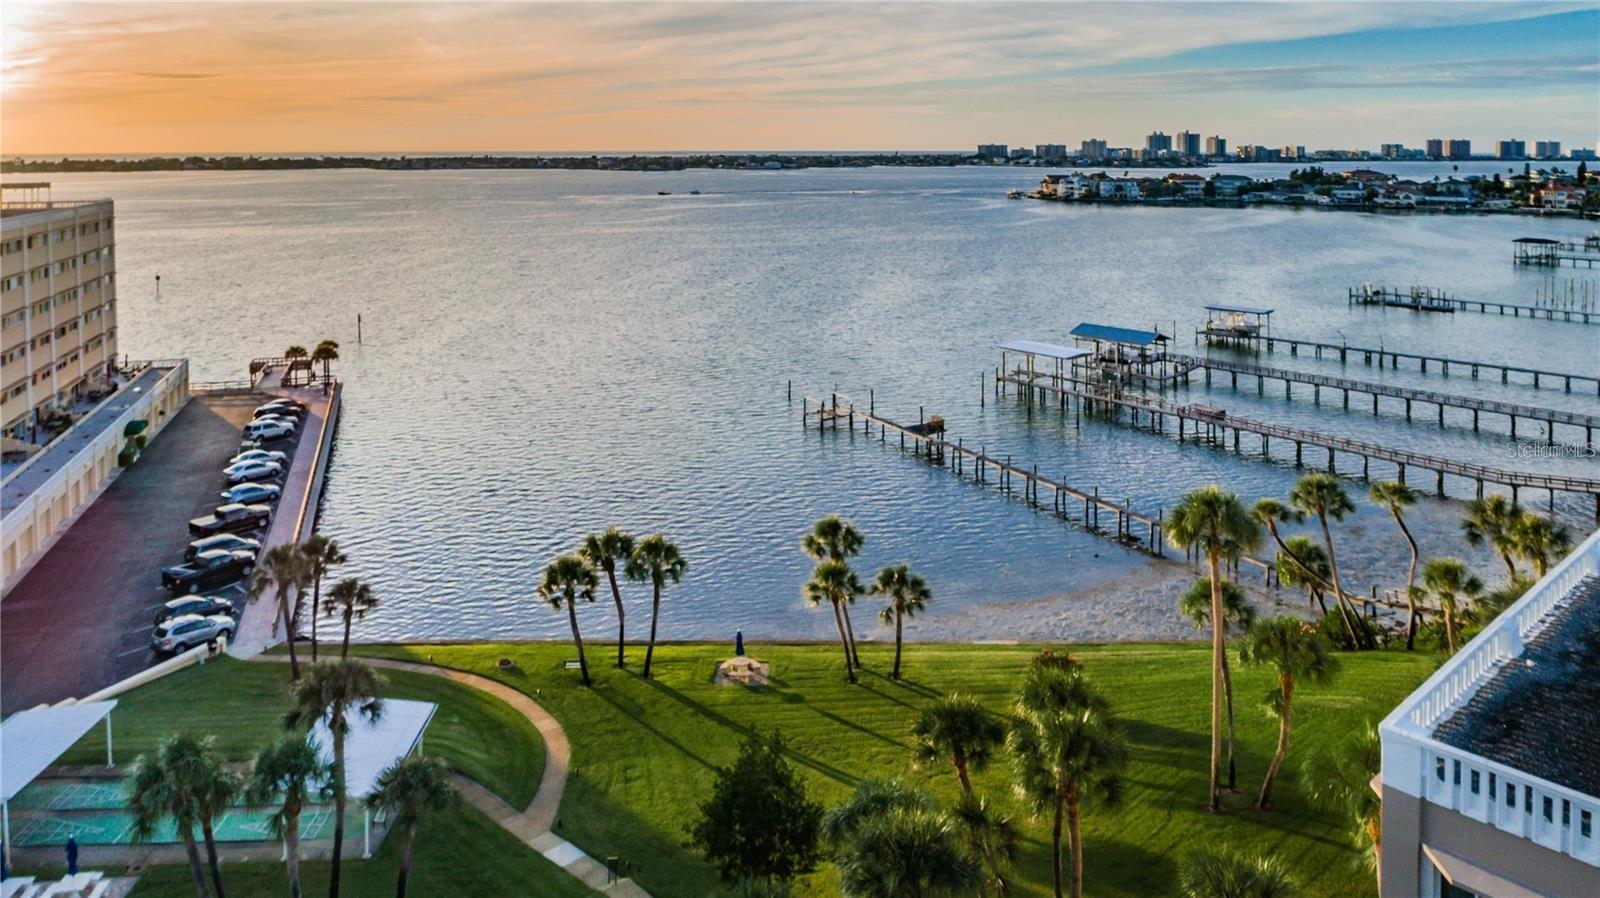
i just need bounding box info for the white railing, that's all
[1381,525,1600,869]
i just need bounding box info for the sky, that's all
[2,1,1597,155]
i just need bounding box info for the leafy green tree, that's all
[1288,474,1371,649]
[1510,511,1573,578]
[366,755,459,898]
[1179,577,1255,792]
[1421,558,1483,654]
[804,560,865,683]
[247,735,332,898]
[1238,618,1340,809]
[1303,723,1383,886]
[802,516,866,666]
[912,695,1005,794]
[871,564,930,680]
[248,543,310,680]
[1008,659,1128,898]
[1461,495,1522,579]
[285,659,385,898]
[323,577,378,659]
[299,534,346,662]
[1368,481,1421,649]
[538,554,599,686]
[581,527,636,668]
[128,735,216,898]
[690,732,824,894]
[1165,486,1260,811]
[1179,845,1300,898]
[625,534,687,679]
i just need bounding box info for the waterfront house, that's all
[1330,187,1369,204]
[1211,174,1254,196]
[1539,184,1586,209]
[1037,174,1064,198]
[1099,179,1143,200]
[1165,174,1206,197]
[1343,168,1393,184]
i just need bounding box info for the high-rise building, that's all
[1498,140,1527,159]
[1034,144,1067,160]
[1536,140,1563,159]
[1381,143,1406,158]
[1282,145,1305,160]
[1145,131,1172,155]
[976,144,1008,160]
[1174,131,1201,157]
[1426,139,1445,159]
[1008,147,1033,160]
[1,184,118,438]
[1447,139,1472,159]
[1078,139,1108,160]
[1205,136,1227,157]
[1570,147,1596,161]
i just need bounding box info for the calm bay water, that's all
[45,164,1599,642]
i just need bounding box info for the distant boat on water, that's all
[657,190,672,196]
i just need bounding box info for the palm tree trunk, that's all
[567,596,591,686]
[1067,794,1084,898]
[1267,524,1353,643]
[341,609,353,659]
[182,830,214,898]
[841,602,862,667]
[330,730,347,898]
[1050,797,1065,898]
[1444,602,1458,654]
[831,600,856,683]
[953,754,972,795]
[280,597,301,680]
[285,805,303,898]
[202,817,227,898]
[1221,654,1238,791]
[1499,549,1517,580]
[1258,676,1293,809]
[891,609,903,680]
[1393,511,1420,650]
[605,567,626,667]
[1367,818,1383,893]
[1318,515,1369,649]
[643,581,662,679]
[310,575,322,662]
[396,825,415,898]
[1206,551,1224,813]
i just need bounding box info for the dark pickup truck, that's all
[161,549,256,594]
[187,502,272,537]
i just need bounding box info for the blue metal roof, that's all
[1205,303,1275,316]
[1070,323,1167,346]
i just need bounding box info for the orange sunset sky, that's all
[3,1,1597,155]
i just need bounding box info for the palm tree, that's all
[1178,577,1255,793]
[624,534,686,680]
[285,659,385,898]
[835,806,981,898]
[249,543,309,680]
[1238,618,1340,810]
[299,534,346,662]
[803,560,864,683]
[1303,723,1383,887]
[128,735,214,898]
[822,777,932,847]
[192,738,240,898]
[1421,557,1483,654]
[311,339,340,388]
[1369,481,1421,649]
[871,564,930,680]
[1165,486,1260,812]
[538,554,599,686]
[1178,846,1300,898]
[366,755,459,898]
[247,735,331,898]
[284,345,308,361]
[950,792,1020,898]
[1461,495,1522,579]
[802,516,865,666]
[581,528,636,668]
[1289,474,1371,650]
[1009,661,1128,898]
[1510,511,1573,578]
[912,695,1005,794]
[1273,535,1331,616]
[322,578,378,658]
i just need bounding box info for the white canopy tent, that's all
[309,699,436,857]
[0,701,117,865]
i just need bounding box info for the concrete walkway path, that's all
[255,654,651,897]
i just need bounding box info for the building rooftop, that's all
[1070,322,1168,346]
[1432,575,1600,797]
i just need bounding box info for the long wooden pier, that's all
[995,371,1600,519]
[1514,239,1600,269]
[1194,330,1600,395]
[1348,284,1595,324]
[1167,354,1600,446]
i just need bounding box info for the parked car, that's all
[188,502,272,536]
[258,398,306,413]
[244,418,296,442]
[185,532,261,561]
[155,594,236,625]
[150,613,236,654]
[224,459,284,483]
[161,548,256,593]
[254,400,305,418]
[229,448,288,466]
[220,482,282,505]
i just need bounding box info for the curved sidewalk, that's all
[257,654,649,897]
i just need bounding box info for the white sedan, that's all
[230,448,288,466]
[223,459,284,483]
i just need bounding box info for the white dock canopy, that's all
[2,700,117,863]
[311,698,437,858]
[998,340,1093,362]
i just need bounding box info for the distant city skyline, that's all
[3,2,1597,155]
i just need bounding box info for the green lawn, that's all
[349,641,1434,898]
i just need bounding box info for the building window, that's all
[1436,758,1446,782]
[1562,800,1570,827]
[1582,810,1592,838]
[1488,773,1496,799]
[1543,796,1553,822]
[1506,783,1516,807]
[1526,789,1533,814]
[1469,770,1479,795]
[1453,760,1461,786]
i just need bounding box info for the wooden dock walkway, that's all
[1515,240,1600,269]
[1165,353,1600,446]
[1348,285,1595,324]
[1193,330,1600,395]
[995,371,1600,519]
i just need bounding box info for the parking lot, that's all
[1,391,293,714]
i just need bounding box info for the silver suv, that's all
[150,613,236,654]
